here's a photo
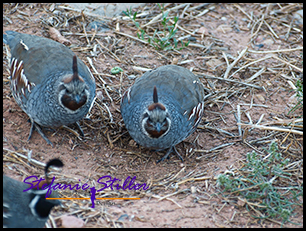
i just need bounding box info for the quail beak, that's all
[156,122,161,132]
[74,95,80,103]
[55,199,62,206]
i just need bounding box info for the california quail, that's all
[3,159,63,228]
[121,65,205,163]
[3,31,96,146]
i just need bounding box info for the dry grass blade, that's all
[237,105,242,137]
[157,189,186,201]
[190,5,215,19]
[230,55,273,80]
[223,47,248,79]
[61,125,82,140]
[3,147,46,167]
[237,123,303,135]
[245,67,266,83]
[58,4,106,19]
[272,55,303,73]
[168,18,194,35]
[114,31,149,44]
[233,4,253,21]
[95,38,121,62]
[121,11,150,21]
[248,47,303,54]
[263,19,279,39]
[204,75,264,90]
[261,118,303,126]
[143,3,189,27]
[250,14,265,42]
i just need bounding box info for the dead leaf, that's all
[216,24,232,33]
[237,198,246,207]
[255,94,266,103]
[206,58,223,70]
[191,186,196,194]
[49,27,71,46]
[96,90,104,101]
[171,57,179,65]
[197,26,209,35]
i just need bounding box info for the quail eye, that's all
[65,87,73,94]
[58,84,66,92]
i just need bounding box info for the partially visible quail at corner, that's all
[3,31,96,146]
[3,159,63,228]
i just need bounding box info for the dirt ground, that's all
[3,3,303,228]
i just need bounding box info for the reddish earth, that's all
[3,3,303,228]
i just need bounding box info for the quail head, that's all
[121,65,205,163]
[3,31,96,146]
[3,159,63,228]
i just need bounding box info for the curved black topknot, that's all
[45,158,64,175]
[153,86,158,103]
[72,55,78,81]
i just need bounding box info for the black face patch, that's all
[143,112,149,119]
[61,94,87,111]
[143,102,170,139]
[145,119,169,138]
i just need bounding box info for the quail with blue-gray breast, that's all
[121,65,205,163]
[3,31,96,146]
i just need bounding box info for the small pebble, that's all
[117,214,129,221]
[128,75,137,80]
[60,215,85,228]
[96,90,104,101]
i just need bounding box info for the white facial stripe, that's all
[141,110,171,139]
[29,195,40,218]
[141,116,151,138]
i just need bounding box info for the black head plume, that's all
[153,86,158,103]
[44,159,63,184]
[72,55,78,81]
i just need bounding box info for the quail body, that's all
[121,65,205,162]
[3,31,96,145]
[3,159,63,228]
